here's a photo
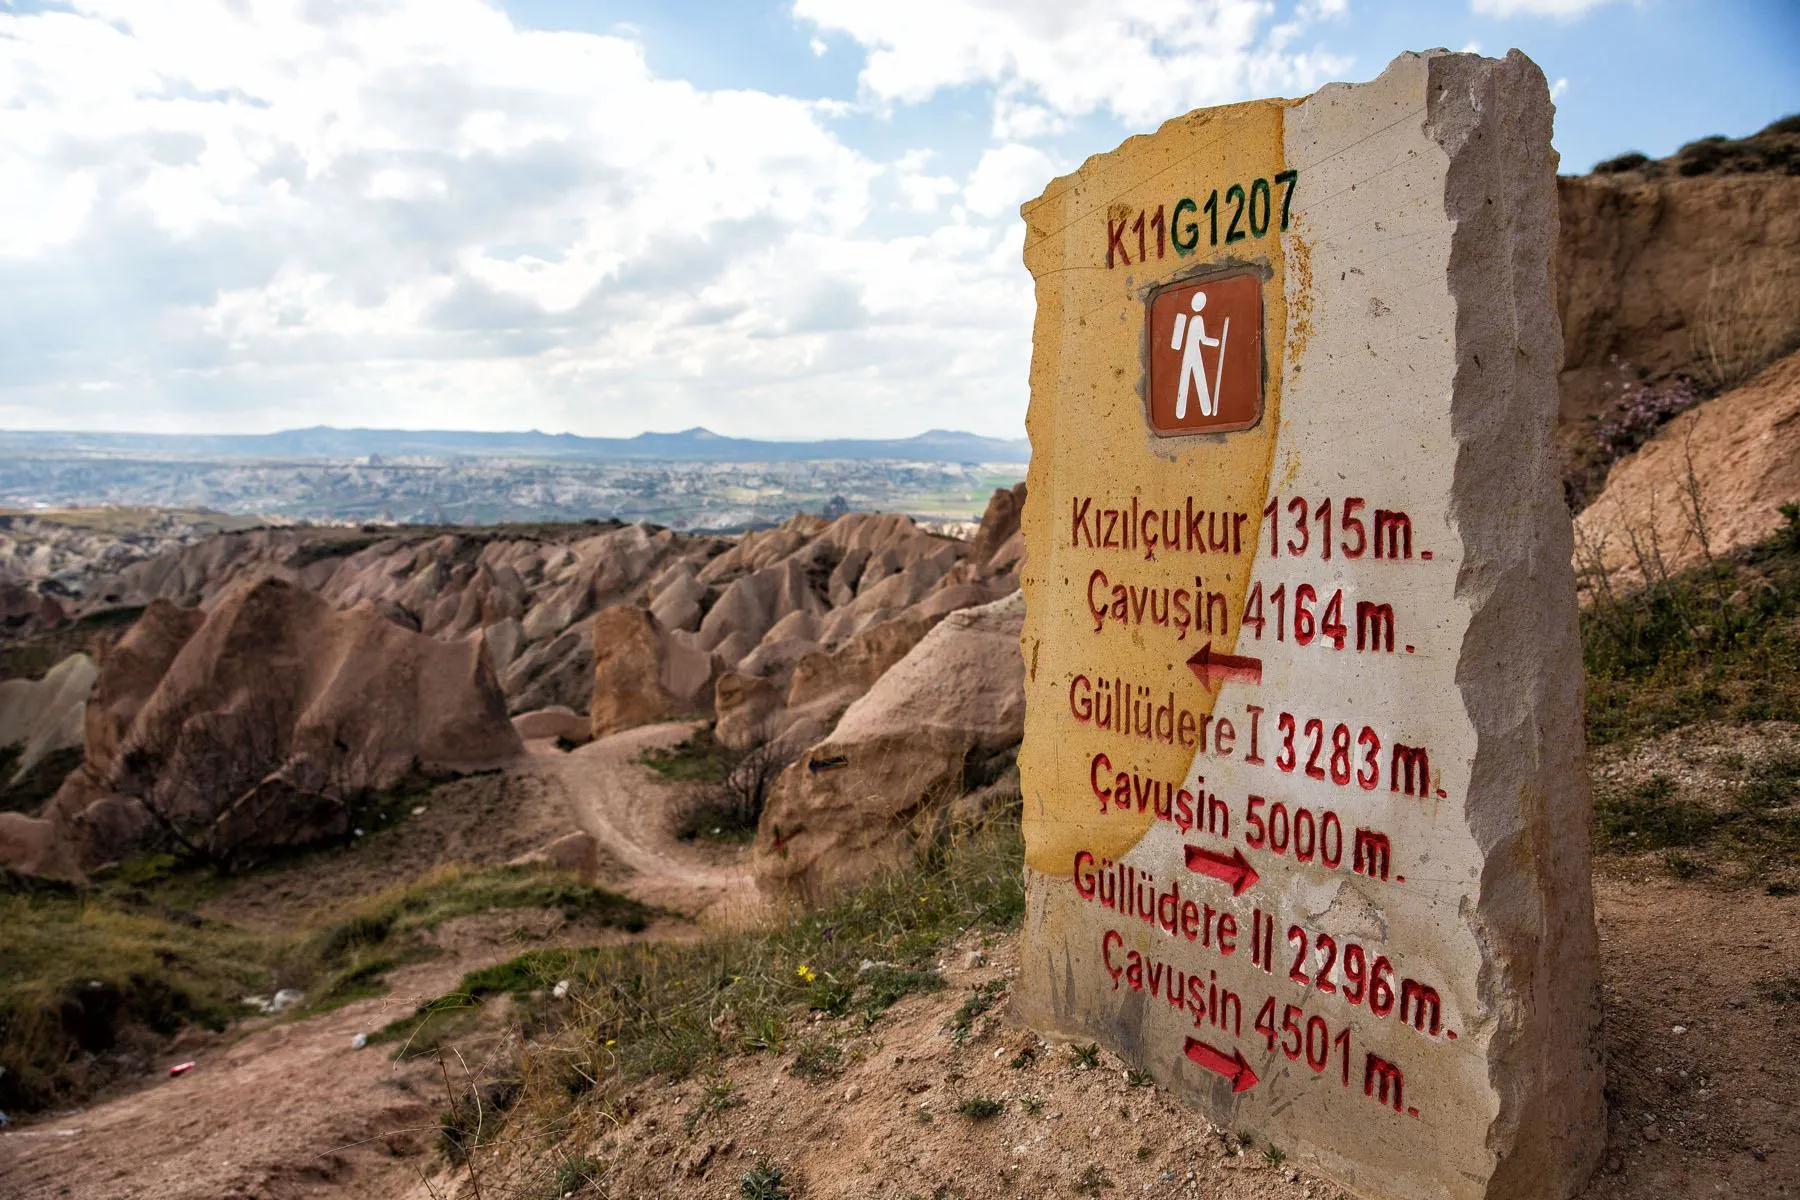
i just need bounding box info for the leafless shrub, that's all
[109,684,370,870]
[675,720,795,842]
[1691,264,1799,392]
[716,730,790,830]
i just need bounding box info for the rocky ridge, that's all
[0,489,1026,876]
[0,577,522,876]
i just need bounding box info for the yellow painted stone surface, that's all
[1019,97,1288,877]
[1016,52,1604,1200]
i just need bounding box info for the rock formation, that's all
[511,706,592,745]
[707,494,1025,750]
[0,576,521,875]
[752,590,1024,904]
[29,520,730,720]
[589,604,717,737]
[0,581,67,638]
[564,490,1029,743]
[0,652,95,784]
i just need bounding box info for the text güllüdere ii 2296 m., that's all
[1015,52,1606,1200]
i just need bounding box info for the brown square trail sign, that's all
[1014,51,1606,1200]
[1146,272,1264,436]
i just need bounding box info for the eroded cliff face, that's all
[1555,164,1800,466]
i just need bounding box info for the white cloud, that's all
[793,0,1351,128]
[1552,77,1569,99]
[0,0,1359,441]
[809,35,828,55]
[991,95,1068,141]
[892,149,960,213]
[964,143,1059,218]
[0,0,1034,438]
[1470,0,1622,17]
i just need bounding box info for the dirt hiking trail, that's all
[0,725,750,1200]
[524,722,758,922]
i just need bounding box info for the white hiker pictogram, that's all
[1170,291,1231,419]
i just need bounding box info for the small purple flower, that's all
[1595,375,1700,465]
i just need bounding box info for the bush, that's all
[957,1095,1004,1119]
[638,725,737,784]
[740,1160,791,1200]
[1593,375,1700,466]
[650,723,793,843]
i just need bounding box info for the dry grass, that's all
[1576,428,1800,746]
[0,860,647,1114]
[376,808,1025,1191]
[1690,263,1800,393]
[1591,728,1800,888]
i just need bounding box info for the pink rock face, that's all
[1575,346,1800,588]
[752,592,1025,905]
[48,485,1026,750]
[512,706,591,744]
[589,604,686,738]
[8,575,524,874]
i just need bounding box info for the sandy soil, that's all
[0,725,751,1200]
[0,956,467,1200]
[410,877,1799,1200]
[525,723,757,923]
[4,733,1792,1200]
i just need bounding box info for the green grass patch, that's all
[1592,754,1800,871]
[0,884,270,1112]
[674,799,760,844]
[1583,510,1800,746]
[788,1038,844,1081]
[392,813,1024,1103]
[949,979,1007,1044]
[957,1095,1004,1120]
[740,1159,792,1200]
[638,724,737,784]
[0,861,646,1112]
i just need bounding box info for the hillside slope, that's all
[1575,347,1800,587]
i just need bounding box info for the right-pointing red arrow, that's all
[1184,1036,1260,1093]
[1183,843,1260,896]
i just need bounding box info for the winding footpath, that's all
[0,725,751,1200]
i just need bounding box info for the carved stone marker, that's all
[1015,51,1605,1200]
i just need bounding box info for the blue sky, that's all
[0,0,1794,440]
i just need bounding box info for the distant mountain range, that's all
[0,426,1031,464]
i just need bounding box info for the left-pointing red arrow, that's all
[1183,843,1260,895]
[1185,641,1263,686]
[1183,1036,1260,1093]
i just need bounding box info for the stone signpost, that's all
[1015,51,1606,1200]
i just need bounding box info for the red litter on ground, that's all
[168,1062,194,1077]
